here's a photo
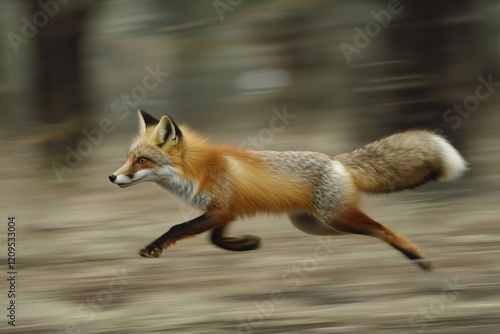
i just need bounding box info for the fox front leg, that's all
[139,213,232,258]
[210,224,261,251]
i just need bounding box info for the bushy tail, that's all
[335,131,468,194]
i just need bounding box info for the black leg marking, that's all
[138,213,230,258]
[210,225,261,251]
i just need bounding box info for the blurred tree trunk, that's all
[388,0,479,136]
[31,1,95,159]
[358,0,480,150]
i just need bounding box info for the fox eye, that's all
[137,157,147,164]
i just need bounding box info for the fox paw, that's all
[211,234,261,252]
[415,258,433,271]
[139,245,163,258]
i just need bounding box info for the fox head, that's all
[109,110,184,188]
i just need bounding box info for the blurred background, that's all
[1,0,500,333]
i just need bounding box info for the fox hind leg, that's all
[327,208,432,271]
[210,224,261,251]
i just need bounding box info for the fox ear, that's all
[138,109,159,134]
[153,114,183,146]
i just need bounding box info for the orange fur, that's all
[224,150,314,217]
[169,126,314,217]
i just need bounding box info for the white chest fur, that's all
[155,172,211,210]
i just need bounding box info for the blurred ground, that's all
[1,122,500,334]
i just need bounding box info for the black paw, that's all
[415,258,433,271]
[240,234,261,251]
[138,244,163,258]
[213,234,261,251]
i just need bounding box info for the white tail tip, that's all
[433,135,468,181]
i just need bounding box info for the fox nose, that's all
[108,175,117,183]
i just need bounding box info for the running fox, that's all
[109,110,467,270]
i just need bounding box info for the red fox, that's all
[109,110,467,270]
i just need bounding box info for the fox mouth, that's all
[116,183,133,188]
[110,172,147,188]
